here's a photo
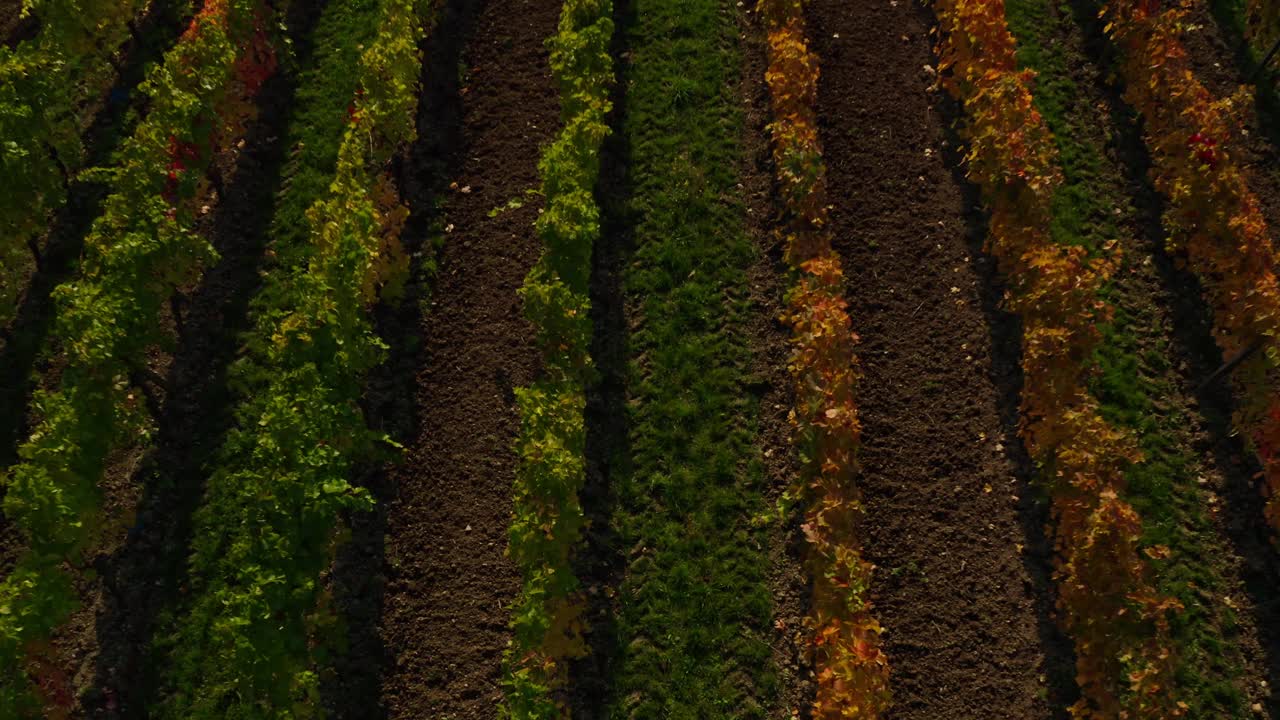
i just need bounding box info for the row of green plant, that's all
[1005,0,1255,713]
[502,0,614,717]
[606,0,778,715]
[0,0,158,326]
[0,0,281,711]
[152,0,430,715]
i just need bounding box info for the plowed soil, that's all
[806,0,1070,717]
[375,0,561,717]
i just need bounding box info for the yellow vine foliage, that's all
[760,0,891,716]
[935,1,1184,717]
[1102,0,1280,539]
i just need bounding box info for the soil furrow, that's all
[806,0,1069,717]
[375,0,560,716]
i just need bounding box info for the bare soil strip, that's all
[374,1,561,716]
[806,0,1071,716]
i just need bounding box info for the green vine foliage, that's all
[155,0,430,716]
[0,0,279,710]
[503,1,614,717]
[0,0,151,326]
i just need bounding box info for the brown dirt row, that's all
[371,0,561,717]
[805,0,1072,717]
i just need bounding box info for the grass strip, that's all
[605,0,778,716]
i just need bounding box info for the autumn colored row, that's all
[758,0,889,717]
[1102,0,1280,542]
[935,0,1185,717]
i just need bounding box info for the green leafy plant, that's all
[501,1,614,717]
[0,0,156,326]
[0,0,282,710]
[155,0,431,716]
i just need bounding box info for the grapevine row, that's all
[1100,0,1280,541]
[154,0,429,714]
[0,0,278,710]
[0,0,154,326]
[757,0,889,717]
[502,0,613,716]
[933,1,1184,716]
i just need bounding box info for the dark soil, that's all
[805,0,1071,717]
[373,0,561,717]
[323,0,473,712]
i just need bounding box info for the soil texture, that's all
[374,0,561,716]
[806,0,1070,717]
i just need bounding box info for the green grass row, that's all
[151,0,430,715]
[606,0,777,716]
[1006,1,1253,714]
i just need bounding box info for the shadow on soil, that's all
[564,0,635,714]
